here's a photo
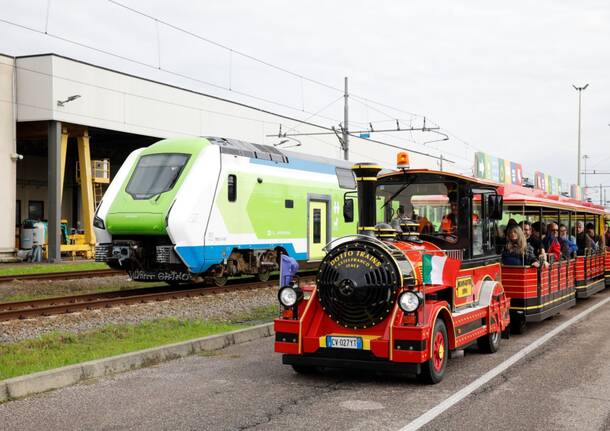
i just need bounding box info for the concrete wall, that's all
[15,55,422,168]
[0,55,17,260]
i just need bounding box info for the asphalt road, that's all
[2,290,610,431]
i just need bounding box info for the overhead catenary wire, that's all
[1,2,479,170]
[0,16,342,126]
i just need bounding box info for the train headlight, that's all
[93,216,105,230]
[278,285,302,307]
[398,291,421,313]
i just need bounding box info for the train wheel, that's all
[257,270,271,282]
[419,318,448,384]
[291,364,317,374]
[212,276,228,287]
[477,327,501,353]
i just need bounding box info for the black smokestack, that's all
[352,163,382,234]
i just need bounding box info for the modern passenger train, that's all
[93,137,358,285]
[274,153,609,383]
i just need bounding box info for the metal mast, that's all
[573,84,589,186]
[342,77,349,160]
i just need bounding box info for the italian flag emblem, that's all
[422,254,461,285]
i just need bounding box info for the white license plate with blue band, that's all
[326,336,363,349]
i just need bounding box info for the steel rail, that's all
[0,275,316,322]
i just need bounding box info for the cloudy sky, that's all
[1,0,609,195]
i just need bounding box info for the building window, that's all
[335,167,356,189]
[228,174,237,202]
[28,200,44,220]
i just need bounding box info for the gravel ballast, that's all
[0,285,279,343]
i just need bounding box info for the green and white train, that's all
[94,136,358,285]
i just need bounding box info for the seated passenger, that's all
[520,220,545,259]
[531,221,545,241]
[501,225,539,267]
[559,224,577,258]
[390,206,409,231]
[576,221,595,255]
[542,222,568,261]
[585,222,601,251]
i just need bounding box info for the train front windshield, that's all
[377,181,459,242]
[126,153,190,199]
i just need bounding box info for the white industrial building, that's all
[0,53,417,263]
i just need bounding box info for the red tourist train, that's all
[274,153,610,383]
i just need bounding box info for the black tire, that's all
[477,328,501,353]
[291,364,317,374]
[419,318,448,384]
[510,315,526,335]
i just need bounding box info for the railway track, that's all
[0,268,123,283]
[0,275,316,322]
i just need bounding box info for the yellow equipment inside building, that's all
[58,128,110,259]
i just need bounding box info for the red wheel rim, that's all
[433,330,445,372]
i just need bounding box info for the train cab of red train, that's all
[274,154,511,383]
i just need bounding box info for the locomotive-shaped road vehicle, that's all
[275,155,511,383]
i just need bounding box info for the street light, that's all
[573,84,589,186]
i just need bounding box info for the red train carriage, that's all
[602,213,610,287]
[274,157,510,383]
[499,185,607,333]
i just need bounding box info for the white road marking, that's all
[398,294,610,431]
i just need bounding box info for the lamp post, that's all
[573,84,589,186]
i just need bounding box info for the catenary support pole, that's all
[342,76,349,160]
[47,120,62,263]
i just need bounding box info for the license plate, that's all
[326,336,362,349]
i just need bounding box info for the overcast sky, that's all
[1,0,609,194]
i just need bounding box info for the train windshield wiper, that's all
[381,179,413,209]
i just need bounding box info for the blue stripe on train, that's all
[175,243,308,274]
[250,157,337,175]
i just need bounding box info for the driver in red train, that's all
[441,191,458,234]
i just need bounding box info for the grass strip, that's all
[0,318,243,380]
[0,262,108,277]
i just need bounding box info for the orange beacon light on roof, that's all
[397,152,410,169]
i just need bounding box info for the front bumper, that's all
[283,350,420,375]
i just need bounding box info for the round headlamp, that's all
[278,286,300,307]
[398,291,421,313]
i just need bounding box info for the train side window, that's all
[336,167,356,189]
[285,199,294,208]
[228,175,237,202]
[313,209,321,243]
